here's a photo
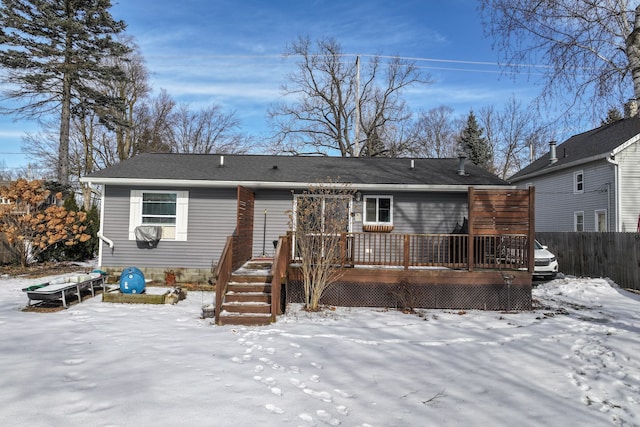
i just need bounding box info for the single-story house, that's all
[82,153,535,324]
[509,115,640,232]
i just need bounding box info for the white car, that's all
[534,240,558,278]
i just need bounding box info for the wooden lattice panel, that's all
[285,280,532,311]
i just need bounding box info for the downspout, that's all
[606,156,619,231]
[95,185,114,270]
[98,231,114,249]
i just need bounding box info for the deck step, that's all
[218,260,274,326]
[227,282,271,293]
[221,302,271,314]
[218,312,272,326]
[225,292,271,304]
[229,274,273,283]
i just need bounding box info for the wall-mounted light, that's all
[355,192,362,202]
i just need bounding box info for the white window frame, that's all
[363,195,393,225]
[573,170,584,194]
[129,190,189,241]
[574,211,584,232]
[595,209,607,232]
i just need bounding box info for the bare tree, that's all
[479,0,640,120]
[290,181,354,311]
[479,97,552,179]
[170,104,251,154]
[107,37,151,162]
[133,90,176,155]
[358,56,420,157]
[411,105,459,158]
[269,36,430,157]
[23,109,111,209]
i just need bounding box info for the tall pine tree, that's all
[0,0,130,185]
[458,110,494,171]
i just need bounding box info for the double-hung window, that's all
[364,196,393,225]
[129,190,189,241]
[143,193,177,226]
[574,211,584,232]
[595,210,607,232]
[574,171,584,194]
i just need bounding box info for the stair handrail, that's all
[270,234,291,321]
[215,235,234,325]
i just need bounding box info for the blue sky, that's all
[1,0,550,173]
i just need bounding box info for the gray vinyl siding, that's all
[516,161,615,232]
[617,142,640,232]
[252,190,294,258]
[100,185,237,269]
[250,190,468,259]
[360,191,467,234]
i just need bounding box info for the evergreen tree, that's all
[0,0,130,185]
[601,108,623,125]
[457,111,494,171]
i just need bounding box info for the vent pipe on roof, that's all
[457,152,467,176]
[410,159,415,170]
[219,155,224,167]
[549,141,557,164]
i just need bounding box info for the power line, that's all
[143,52,555,71]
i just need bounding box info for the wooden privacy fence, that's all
[536,232,640,291]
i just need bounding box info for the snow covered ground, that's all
[0,271,639,427]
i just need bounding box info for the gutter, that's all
[80,178,514,192]
[509,152,612,182]
[605,156,620,232]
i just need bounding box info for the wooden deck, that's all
[214,187,536,324]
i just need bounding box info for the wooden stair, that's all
[218,261,273,326]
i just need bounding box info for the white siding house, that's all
[509,116,640,232]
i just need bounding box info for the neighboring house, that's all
[82,153,513,281]
[509,116,640,232]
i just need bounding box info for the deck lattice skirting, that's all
[285,269,532,311]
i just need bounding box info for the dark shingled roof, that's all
[84,153,508,187]
[510,116,640,181]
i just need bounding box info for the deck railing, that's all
[214,236,234,325]
[293,232,530,271]
[270,235,292,320]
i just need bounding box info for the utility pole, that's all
[354,55,360,157]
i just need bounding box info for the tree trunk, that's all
[58,2,73,186]
[59,73,71,186]
[626,5,640,103]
